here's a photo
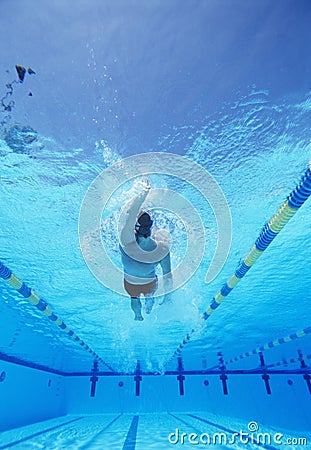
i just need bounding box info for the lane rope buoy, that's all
[225,326,311,365]
[165,163,311,366]
[0,263,114,372]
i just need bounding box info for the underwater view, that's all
[0,0,311,449]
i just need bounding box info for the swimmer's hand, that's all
[134,185,150,207]
[139,184,151,198]
[126,186,150,214]
[140,177,151,191]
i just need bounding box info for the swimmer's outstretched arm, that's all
[120,188,150,246]
[160,252,173,303]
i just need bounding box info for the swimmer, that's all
[119,187,173,321]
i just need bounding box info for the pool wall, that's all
[0,361,66,432]
[65,373,311,430]
[1,361,311,433]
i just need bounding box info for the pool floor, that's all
[0,412,310,449]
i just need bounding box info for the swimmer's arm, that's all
[120,189,150,246]
[160,251,173,295]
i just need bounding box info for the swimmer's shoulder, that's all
[119,240,136,252]
[155,240,170,259]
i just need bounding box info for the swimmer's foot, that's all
[145,298,155,314]
[131,298,143,321]
[134,314,144,321]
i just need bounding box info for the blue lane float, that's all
[166,163,311,365]
[224,326,311,366]
[0,261,114,372]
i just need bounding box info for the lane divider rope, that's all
[165,163,311,366]
[225,326,311,365]
[268,353,311,369]
[0,263,115,372]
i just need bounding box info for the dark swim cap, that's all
[135,212,153,237]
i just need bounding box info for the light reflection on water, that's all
[0,88,311,373]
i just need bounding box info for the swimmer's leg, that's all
[145,294,155,314]
[131,297,144,321]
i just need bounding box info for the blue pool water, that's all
[0,1,311,448]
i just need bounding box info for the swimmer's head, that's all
[135,211,153,238]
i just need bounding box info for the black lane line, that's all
[168,413,229,448]
[169,413,207,434]
[188,414,278,450]
[79,414,123,449]
[122,415,139,450]
[0,417,84,449]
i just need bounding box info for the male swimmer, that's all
[119,187,173,321]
